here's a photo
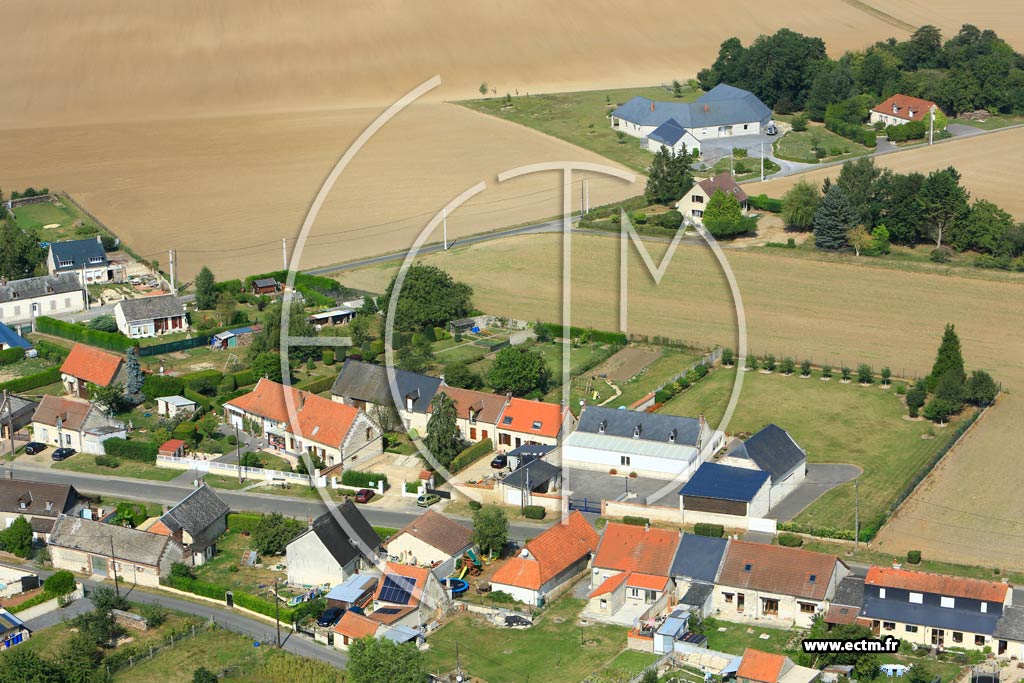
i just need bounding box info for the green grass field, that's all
[460,85,701,172]
[605,348,703,409]
[660,367,963,530]
[705,620,797,656]
[773,124,873,164]
[11,198,109,244]
[193,529,286,595]
[946,115,1024,130]
[0,356,57,380]
[53,455,184,481]
[423,596,628,683]
[707,155,781,181]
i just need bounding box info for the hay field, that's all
[748,127,1024,218]
[341,232,1024,568]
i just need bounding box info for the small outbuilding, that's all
[251,278,280,295]
[158,439,188,458]
[156,395,197,419]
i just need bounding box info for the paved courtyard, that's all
[562,467,681,507]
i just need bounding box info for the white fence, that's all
[156,455,322,485]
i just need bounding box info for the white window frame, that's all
[941,596,955,608]
[909,592,923,604]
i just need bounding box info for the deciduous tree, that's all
[781,180,821,230]
[703,190,752,238]
[348,636,425,683]
[472,505,509,555]
[965,370,998,406]
[193,266,217,310]
[380,265,473,332]
[487,347,551,396]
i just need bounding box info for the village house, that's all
[679,462,772,528]
[224,378,382,470]
[861,566,1011,652]
[333,610,383,651]
[30,394,126,453]
[670,533,730,618]
[0,478,84,541]
[431,385,508,444]
[869,94,939,127]
[736,648,820,683]
[713,541,849,628]
[286,500,382,587]
[48,515,183,588]
[59,343,125,399]
[0,393,37,442]
[156,395,197,419]
[0,273,87,328]
[586,522,680,624]
[823,575,865,629]
[720,424,808,506]
[385,509,474,578]
[330,358,442,434]
[114,295,189,338]
[611,84,773,142]
[490,511,598,607]
[0,322,31,352]
[147,484,229,566]
[325,573,379,611]
[678,173,749,225]
[46,237,111,285]
[563,405,721,482]
[494,397,575,452]
[369,561,449,630]
[646,118,702,156]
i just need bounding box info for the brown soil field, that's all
[592,347,663,383]
[748,128,1024,218]
[341,232,1024,567]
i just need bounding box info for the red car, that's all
[354,489,374,504]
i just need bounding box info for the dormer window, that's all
[88,256,104,264]
[668,428,677,444]
[502,416,513,425]
[907,108,915,118]
[809,574,817,583]
[18,501,26,510]
[58,258,74,268]
[405,396,414,412]
[46,285,54,293]
[10,291,18,299]
[633,425,641,439]
[469,409,477,424]
[892,104,899,114]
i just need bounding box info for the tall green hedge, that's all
[102,437,159,463]
[34,316,132,352]
[450,439,493,473]
[228,369,256,387]
[341,470,389,489]
[294,375,335,394]
[535,323,627,346]
[34,340,69,362]
[142,375,185,401]
[0,348,25,365]
[0,367,62,393]
[693,523,724,538]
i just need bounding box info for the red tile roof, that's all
[32,395,91,431]
[824,604,860,626]
[334,610,380,639]
[626,573,670,592]
[60,343,123,387]
[872,94,938,122]
[497,398,566,438]
[491,512,598,591]
[387,509,473,557]
[698,172,748,203]
[367,604,416,625]
[158,439,187,455]
[718,540,842,601]
[865,566,1008,603]
[589,571,629,598]
[224,377,302,423]
[434,386,507,424]
[225,379,359,448]
[593,523,679,576]
[738,648,787,683]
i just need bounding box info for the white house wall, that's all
[562,443,701,480]
[0,289,87,327]
[287,531,354,587]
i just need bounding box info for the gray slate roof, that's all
[680,581,715,607]
[331,358,442,414]
[502,458,560,491]
[611,84,772,130]
[0,478,78,518]
[670,533,729,582]
[49,238,107,271]
[681,462,770,502]
[994,605,1024,641]
[648,118,689,146]
[833,576,865,608]
[293,499,382,570]
[50,515,174,566]
[159,484,229,536]
[0,273,81,304]
[116,295,188,322]
[861,593,999,635]
[733,424,806,482]
[577,405,701,446]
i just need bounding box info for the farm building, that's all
[286,500,381,587]
[678,173,749,225]
[611,84,773,144]
[147,484,229,566]
[59,343,125,399]
[430,385,508,444]
[646,119,702,156]
[114,295,189,338]
[0,273,86,327]
[679,462,772,526]
[0,478,84,540]
[48,515,184,587]
[720,424,807,506]
[46,237,111,284]
[30,395,125,454]
[563,405,721,481]
[713,541,849,628]
[369,562,450,630]
[494,397,575,452]
[490,511,598,606]
[869,94,939,127]
[385,509,474,578]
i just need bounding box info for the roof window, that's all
[744,563,752,572]
[809,574,817,583]
[503,416,513,425]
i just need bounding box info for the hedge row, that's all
[35,316,132,352]
[0,367,62,393]
[778,533,803,547]
[102,438,159,463]
[824,117,877,148]
[693,523,724,538]
[0,347,25,365]
[622,516,650,527]
[294,375,335,394]
[142,375,185,401]
[246,270,347,308]
[747,195,783,213]
[164,575,293,622]
[229,369,256,387]
[885,120,927,143]
[535,323,627,346]
[33,340,69,362]
[450,439,493,473]
[341,470,389,489]
[227,513,262,534]
[523,505,546,520]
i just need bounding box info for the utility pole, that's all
[110,536,121,598]
[584,178,590,214]
[760,143,765,181]
[281,238,288,271]
[854,480,860,551]
[456,640,462,678]
[168,249,177,296]
[929,105,936,146]
[2,391,15,459]
[235,424,242,485]
[442,207,448,251]
[274,577,281,646]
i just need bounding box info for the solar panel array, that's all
[379,575,414,605]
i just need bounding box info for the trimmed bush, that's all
[907,550,922,564]
[294,375,335,394]
[94,455,120,468]
[0,367,62,393]
[228,369,256,387]
[622,516,650,527]
[523,505,546,520]
[103,437,159,463]
[181,369,223,395]
[322,349,335,366]
[34,340,69,362]
[341,470,389,489]
[693,523,724,538]
[534,323,627,346]
[748,195,784,213]
[778,533,803,547]
[468,500,482,511]
[450,439,493,473]
[0,347,25,365]
[142,375,185,401]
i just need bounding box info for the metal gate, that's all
[568,498,601,513]
[425,488,451,499]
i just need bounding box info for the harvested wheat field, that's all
[748,128,1024,218]
[342,232,1024,567]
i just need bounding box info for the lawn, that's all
[201,474,252,490]
[659,367,963,531]
[11,198,105,243]
[193,529,286,595]
[773,124,873,164]
[604,347,704,409]
[52,455,184,481]
[948,115,1024,130]
[706,155,781,182]
[0,356,57,382]
[423,596,629,683]
[460,85,702,172]
[704,620,798,656]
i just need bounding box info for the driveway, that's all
[563,467,680,506]
[766,463,861,522]
[699,131,777,165]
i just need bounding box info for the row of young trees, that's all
[700,24,1024,118]
[781,157,1024,261]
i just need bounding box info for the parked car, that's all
[416,493,441,508]
[316,607,344,627]
[490,454,508,469]
[504,615,533,628]
[354,489,374,504]
[765,122,778,135]
[23,442,46,455]
[51,448,76,461]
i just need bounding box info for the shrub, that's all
[294,375,335,394]
[622,516,650,527]
[488,591,516,604]
[895,383,907,395]
[821,364,833,378]
[404,482,419,494]
[721,348,734,367]
[763,354,776,372]
[748,195,784,212]
[181,369,223,396]
[778,533,803,547]
[142,374,185,401]
[468,500,482,511]
[781,357,795,375]
[631,211,647,225]
[102,437,159,463]
[930,246,953,263]
[341,470,389,489]
[800,359,812,377]
[654,210,683,228]
[791,113,809,132]
[228,369,256,387]
[533,323,627,346]
[0,347,24,365]
[523,505,546,520]
[907,550,922,564]
[44,570,76,596]
[322,348,335,366]
[693,523,724,538]
[0,367,62,393]
[840,365,852,381]
[857,363,874,384]
[94,455,120,468]
[450,439,494,473]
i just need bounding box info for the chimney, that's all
[45,500,53,512]
[650,101,655,112]
[704,104,709,113]
[644,522,650,532]
[298,391,306,410]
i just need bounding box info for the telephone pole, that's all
[929,105,936,146]
[274,577,281,646]
[583,178,590,214]
[854,480,860,550]
[760,143,765,181]
[442,207,448,251]
[168,249,177,296]
[110,536,121,598]
[281,238,288,271]
[2,391,15,459]
[235,424,242,485]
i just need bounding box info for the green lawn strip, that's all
[0,356,57,379]
[704,620,800,656]
[52,455,183,481]
[707,156,781,181]
[602,649,659,676]
[659,368,957,530]
[947,116,1024,130]
[202,474,252,490]
[773,126,872,164]
[459,86,700,172]
[113,628,262,683]
[605,348,703,409]
[423,597,628,683]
